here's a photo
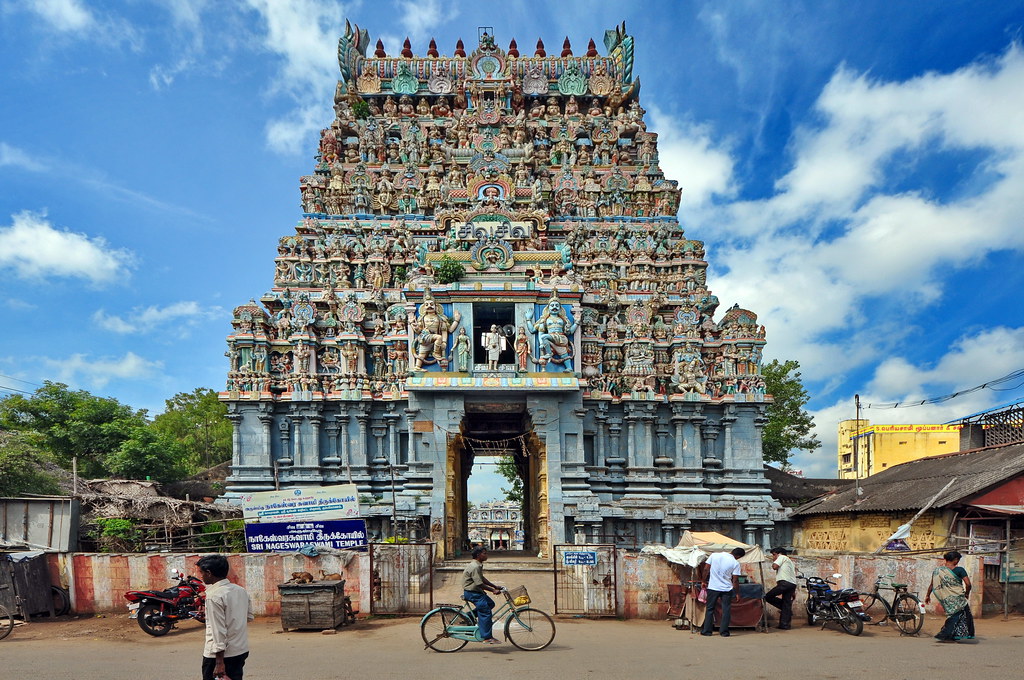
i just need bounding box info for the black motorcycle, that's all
[800,573,868,636]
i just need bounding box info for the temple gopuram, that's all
[222,22,782,557]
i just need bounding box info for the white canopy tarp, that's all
[640,530,769,566]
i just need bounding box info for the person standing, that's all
[462,546,503,644]
[197,555,254,680]
[701,547,746,637]
[925,550,975,643]
[763,547,797,629]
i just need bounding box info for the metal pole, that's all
[853,394,861,495]
[1004,518,1010,621]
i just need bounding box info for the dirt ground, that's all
[4,612,1024,680]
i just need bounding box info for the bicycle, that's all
[420,585,556,652]
[0,584,14,641]
[859,574,924,635]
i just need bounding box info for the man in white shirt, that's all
[700,547,745,637]
[764,547,797,629]
[197,555,254,680]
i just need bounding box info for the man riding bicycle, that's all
[463,546,503,644]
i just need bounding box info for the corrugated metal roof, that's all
[790,442,1024,516]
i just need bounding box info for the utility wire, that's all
[863,368,1024,409]
[0,383,34,396]
[0,373,42,387]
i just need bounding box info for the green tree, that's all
[0,382,148,477]
[761,359,821,467]
[151,388,231,473]
[105,427,188,482]
[0,431,61,496]
[495,455,524,504]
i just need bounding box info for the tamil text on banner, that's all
[245,519,368,552]
[240,484,360,523]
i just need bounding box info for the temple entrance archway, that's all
[444,401,547,558]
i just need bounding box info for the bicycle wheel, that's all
[837,604,863,636]
[892,593,924,635]
[859,592,878,614]
[504,607,555,651]
[0,604,13,641]
[421,608,472,653]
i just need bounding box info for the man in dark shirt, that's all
[462,546,503,644]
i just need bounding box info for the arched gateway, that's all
[221,22,782,558]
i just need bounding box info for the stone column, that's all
[277,417,292,466]
[259,412,274,461]
[404,407,419,463]
[670,406,686,467]
[720,405,736,471]
[227,412,243,468]
[337,410,352,483]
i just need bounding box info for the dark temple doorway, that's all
[472,303,516,366]
[445,400,543,558]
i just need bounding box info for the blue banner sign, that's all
[562,551,598,566]
[244,519,368,552]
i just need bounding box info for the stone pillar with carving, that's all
[561,407,590,492]
[277,417,293,467]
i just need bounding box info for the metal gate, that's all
[369,542,434,615]
[553,544,618,616]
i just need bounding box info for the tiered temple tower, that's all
[222,22,781,557]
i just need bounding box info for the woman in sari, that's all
[925,550,975,642]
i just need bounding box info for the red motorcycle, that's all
[125,568,206,636]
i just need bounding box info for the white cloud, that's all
[394,0,457,46]
[696,45,1024,384]
[41,352,162,389]
[647,107,736,210]
[0,142,47,172]
[16,0,141,50]
[794,326,1024,477]
[245,0,349,155]
[0,211,134,284]
[25,0,93,32]
[93,301,224,334]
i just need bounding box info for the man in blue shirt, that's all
[462,546,503,644]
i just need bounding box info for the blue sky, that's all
[2,1,1024,485]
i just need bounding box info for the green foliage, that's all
[106,427,188,482]
[0,381,148,477]
[495,455,524,505]
[198,519,247,552]
[352,99,370,119]
[92,517,140,552]
[0,431,61,496]
[434,256,465,284]
[151,388,231,474]
[761,359,821,467]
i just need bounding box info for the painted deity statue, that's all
[526,290,578,369]
[412,288,461,370]
[451,327,472,373]
[514,326,531,372]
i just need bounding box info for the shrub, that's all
[434,256,465,284]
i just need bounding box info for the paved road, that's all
[3,613,1022,679]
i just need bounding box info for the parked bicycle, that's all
[420,585,555,652]
[859,574,924,635]
[0,584,14,641]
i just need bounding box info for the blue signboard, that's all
[244,519,368,552]
[562,551,598,566]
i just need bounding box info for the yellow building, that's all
[837,420,961,479]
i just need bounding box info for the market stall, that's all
[643,531,769,632]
